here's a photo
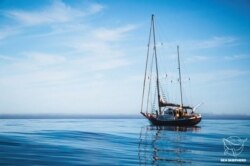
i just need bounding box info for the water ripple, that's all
[0,119,249,165]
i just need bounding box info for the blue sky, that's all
[0,0,249,115]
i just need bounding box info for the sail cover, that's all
[159,100,192,109]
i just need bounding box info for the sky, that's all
[0,0,249,115]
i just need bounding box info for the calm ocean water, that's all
[0,118,249,166]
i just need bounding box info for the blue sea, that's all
[0,118,249,166]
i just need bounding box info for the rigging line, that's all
[159,82,166,101]
[152,81,157,113]
[155,16,168,46]
[164,77,170,102]
[181,50,193,106]
[155,17,170,77]
[152,14,162,115]
[188,77,193,106]
[177,45,184,107]
[146,52,155,113]
[141,15,153,113]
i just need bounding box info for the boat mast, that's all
[177,45,183,107]
[152,14,162,115]
[140,15,153,114]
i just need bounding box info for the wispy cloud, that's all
[0,26,22,41]
[0,52,77,88]
[0,68,77,88]
[6,52,65,69]
[92,25,136,42]
[157,36,241,66]
[191,69,248,85]
[5,1,77,25]
[162,36,239,50]
[183,53,249,64]
[4,0,103,26]
[65,24,137,71]
[224,54,249,60]
[190,36,238,49]
[184,55,211,63]
[0,0,104,41]
[25,52,66,66]
[0,55,18,61]
[87,3,105,15]
[68,49,132,72]
[0,1,137,92]
[88,57,130,71]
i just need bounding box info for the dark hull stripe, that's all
[141,112,202,126]
[148,117,202,126]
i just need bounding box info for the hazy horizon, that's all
[0,0,249,115]
[1,112,250,120]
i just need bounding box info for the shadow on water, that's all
[138,125,201,166]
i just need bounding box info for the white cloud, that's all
[2,70,74,87]
[224,54,249,60]
[72,42,123,57]
[0,55,18,61]
[0,1,139,114]
[0,1,105,41]
[184,55,211,63]
[64,24,137,71]
[0,26,22,41]
[162,36,238,50]
[92,25,136,42]
[66,40,131,71]
[5,1,78,25]
[88,3,105,15]
[4,52,66,72]
[68,52,131,72]
[25,52,66,66]
[1,0,136,72]
[192,36,237,49]
[89,58,130,71]
[191,69,248,85]
[4,0,104,26]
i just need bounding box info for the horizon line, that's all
[0,113,250,120]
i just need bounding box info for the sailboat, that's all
[140,15,202,126]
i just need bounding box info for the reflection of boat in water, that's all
[140,15,202,126]
[146,125,201,132]
[138,125,200,165]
